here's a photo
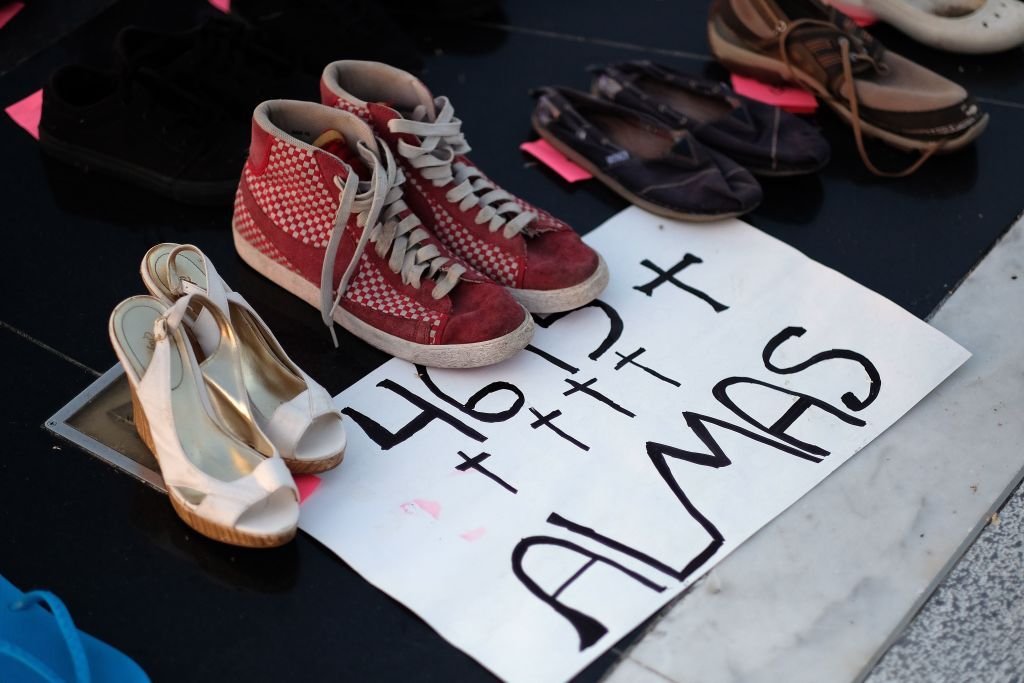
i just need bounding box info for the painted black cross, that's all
[613,347,682,387]
[562,378,636,418]
[456,451,518,494]
[528,408,590,451]
[633,254,729,312]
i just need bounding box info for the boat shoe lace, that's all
[320,137,466,346]
[389,96,537,239]
[769,8,943,176]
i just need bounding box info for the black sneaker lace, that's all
[193,19,292,84]
[118,67,223,152]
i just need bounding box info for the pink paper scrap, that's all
[520,139,592,183]
[413,498,442,519]
[824,0,878,26]
[208,0,230,13]
[295,474,321,503]
[0,2,24,29]
[730,74,818,114]
[5,89,42,140]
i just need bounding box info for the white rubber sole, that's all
[707,18,989,154]
[508,255,610,314]
[233,227,535,368]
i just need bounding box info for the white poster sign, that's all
[299,207,969,682]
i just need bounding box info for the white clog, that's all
[850,0,1024,53]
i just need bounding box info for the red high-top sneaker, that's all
[232,100,533,367]
[320,61,609,314]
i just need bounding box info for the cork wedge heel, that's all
[110,293,299,548]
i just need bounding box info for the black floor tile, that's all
[0,0,119,77]
[476,0,713,57]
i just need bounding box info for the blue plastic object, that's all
[0,574,148,682]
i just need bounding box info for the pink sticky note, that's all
[295,474,321,503]
[520,139,592,183]
[5,89,42,140]
[0,2,24,29]
[208,0,230,13]
[730,75,818,114]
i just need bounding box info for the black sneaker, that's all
[230,0,423,75]
[114,17,314,118]
[39,65,245,205]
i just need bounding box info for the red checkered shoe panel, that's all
[234,142,452,345]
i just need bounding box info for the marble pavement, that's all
[605,217,1024,683]
[867,478,1024,682]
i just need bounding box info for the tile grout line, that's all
[469,21,712,61]
[974,95,1024,111]
[0,319,101,377]
[621,657,682,683]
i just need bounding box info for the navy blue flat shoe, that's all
[590,60,830,177]
[531,86,761,221]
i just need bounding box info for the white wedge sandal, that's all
[110,293,300,548]
[141,243,346,474]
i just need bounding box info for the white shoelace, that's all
[320,138,465,346]
[388,96,537,239]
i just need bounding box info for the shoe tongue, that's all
[386,74,436,121]
[671,134,704,163]
[313,129,368,177]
